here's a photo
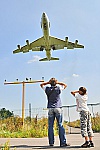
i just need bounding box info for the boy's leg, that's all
[87,112,94,147]
[87,112,94,137]
[80,111,88,137]
[80,111,90,148]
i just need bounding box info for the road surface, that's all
[0,133,100,150]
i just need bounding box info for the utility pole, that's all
[4,78,44,127]
[29,103,31,122]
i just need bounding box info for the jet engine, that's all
[26,40,30,46]
[65,37,68,44]
[75,40,78,46]
[65,37,68,42]
[65,37,68,47]
[40,46,44,51]
[52,45,56,50]
[17,45,21,50]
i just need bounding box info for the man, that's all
[40,77,69,147]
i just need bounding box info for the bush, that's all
[0,116,64,138]
[67,113,100,132]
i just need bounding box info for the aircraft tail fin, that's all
[39,57,59,61]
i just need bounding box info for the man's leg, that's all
[48,108,55,145]
[55,108,66,146]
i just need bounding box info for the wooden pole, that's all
[4,79,44,128]
[22,82,25,127]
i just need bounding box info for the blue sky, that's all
[0,1,100,119]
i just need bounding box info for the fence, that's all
[11,103,100,121]
[63,102,100,122]
[0,103,100,134]
[62,103,100,133]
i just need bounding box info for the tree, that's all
[0,108,14,119]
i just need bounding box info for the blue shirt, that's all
[45,86,62,108]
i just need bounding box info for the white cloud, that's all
[27,55,42,63]
[72,74,79,77]
[62,77,69,82]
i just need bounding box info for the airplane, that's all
[13,12,84,61]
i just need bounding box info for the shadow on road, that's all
[0,145,81,149]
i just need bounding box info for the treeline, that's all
[0,108,14,119]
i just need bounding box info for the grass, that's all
[0,116,64,138]
[68,113,100,132]
[1,113,99,138]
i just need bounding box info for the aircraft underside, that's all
[13,12,84,61]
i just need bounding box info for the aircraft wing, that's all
[13,48,22,54]
[50,36,84,50]
[13,43,31,54]
[67,41,84,49]
[13,36,84,54]
[30,36,48,51]
[30,36,44,50]
[74,43,84,48]
[50,36,65,50]
[13,37,44,54]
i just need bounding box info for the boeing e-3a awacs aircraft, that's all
[13,12,84,61]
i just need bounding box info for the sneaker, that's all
[81,141,90,148]
[89,141,94,147]
[60,143,70,147]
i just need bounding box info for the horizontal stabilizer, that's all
[50,57,59,60]
[39,57,59,61]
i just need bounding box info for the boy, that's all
[71,87,94,148]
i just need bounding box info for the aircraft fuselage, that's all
[41,12,51,60]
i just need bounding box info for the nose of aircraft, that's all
[42,12,46,18]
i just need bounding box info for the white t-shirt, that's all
[75,93,89,112]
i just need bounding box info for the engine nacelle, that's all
[17,45,21,49]
[26,40,30,46]
[40,46,44,51]
[65,37,68,47]
[65,37,68,43]
[51,45,56,50]
[75,40,78,46]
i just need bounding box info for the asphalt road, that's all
[0,133,100,150]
